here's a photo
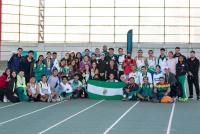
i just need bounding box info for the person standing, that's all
[157,48,167,73]
[20,50,35,83]
[176,55,188,102]
[8,48,23,73]
[166,51,177,75]
[187,50,200,100]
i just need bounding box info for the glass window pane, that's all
[140,8,164,16]
[165,0,189,7]
[91,0,114,7]
[45,8,65,17]
[165,17,189,25]
[66,8,90,16]
[66,34,89,42]
[140,17,164,25]
[165,26,189,34]
[90,35,114,42]
[2,14,19,23]
[2,0,19,5]
[45,0,65,7]
[2,5,19,14]
[2,24,19,33]
[21,6,38,16]
[21,0,39,7]
[165,35,189,42]
[191,0,200,7]
[115,26,138,35]
[191,27,200,34]
[190,8,200,17]
[115,0,139,7]
[190,18,200,26]
[66,26,89,34]
[2,33,19,41]
[45,34,65,42]
[66,17,89,25]
[140,35,164,42]
[66,0,90,7]
[91,26,114,34]
[191,35,200,43]
[140,26,164,34]
[91,17,114,25]
[115,17,138,25]
[91,8,114,17]
[140,0,164,7]
[20,16,38,24]
[45,26,65,34]
[21,25,38,34]
[165,8,189,17]
[45,17,65,25]
[115,8,139,17]
[20,34,38,42]
[115,35,138,42]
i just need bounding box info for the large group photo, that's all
[0,0,200,134]
[1,46,199,104]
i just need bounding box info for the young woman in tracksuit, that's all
[176,55,189,102]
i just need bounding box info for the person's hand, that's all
[188,72,193,76]
[125,89,130,93]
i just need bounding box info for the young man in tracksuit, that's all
[187,50,200,100]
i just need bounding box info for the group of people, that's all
[0,45,199,103]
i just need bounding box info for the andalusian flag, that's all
[87,80,126,100]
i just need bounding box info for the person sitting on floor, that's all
[26,76,41,102]
[122,77,143,101]
[69,73,84,98]
[39,75,51,102]
[0,68,11,102]
[4,70,19,103]
[16,70,29,102]
[58,76,73,100]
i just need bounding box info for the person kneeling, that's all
[140,76,153,101]
[153,77,173,103]
[122,77,143,101]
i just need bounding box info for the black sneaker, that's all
[197,97,200,101]
[189,96,194,99]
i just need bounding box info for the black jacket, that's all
[187,57,200,77]
[8,54,22,72]
[98,59,107,73]
[7,78,17,94]
[176,62,188,76]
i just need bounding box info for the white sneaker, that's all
[3,96,8,102]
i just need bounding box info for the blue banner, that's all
[127,29,133,54]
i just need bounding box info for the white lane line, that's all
[0,102,22,110]
[0,101,66,126]
[38,100,105,134]
[103,101,140,134]
[166,102,176,134]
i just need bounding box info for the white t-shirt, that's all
[39,81,51,96]
[60,82,73,93]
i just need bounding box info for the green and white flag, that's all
[87,80,126,100]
